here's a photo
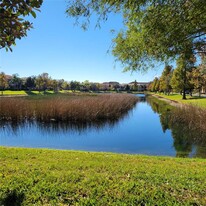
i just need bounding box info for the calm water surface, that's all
[0,94,205,158]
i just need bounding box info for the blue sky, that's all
[0,0,163,83]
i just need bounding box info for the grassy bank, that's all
[149,94,206,140]
[0,147,205,205]
[152,93,206,108]
[147,96,206,158]
[0,93,137,123]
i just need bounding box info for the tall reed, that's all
[0,94,138,123]
[170,105,206,130]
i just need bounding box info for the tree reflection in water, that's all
[1,95,206,158]
[147,96,206,158]
[0,107,132,135]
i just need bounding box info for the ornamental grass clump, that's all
[0,94,138,123]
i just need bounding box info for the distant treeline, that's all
[0,72,146,93]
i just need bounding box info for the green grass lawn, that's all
[0,90,95,97]
[0,90,28,95]
[153,93,206,108]
[0,147,205,205]
[0,90,82,97]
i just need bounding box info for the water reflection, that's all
[147,96,206,158]
[0,94,205,158]
[0,110,132,135]
[136,93,146,102]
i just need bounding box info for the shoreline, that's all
[150,93,183,107]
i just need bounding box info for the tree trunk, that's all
[182,88,186,100]
[182,67,187,100]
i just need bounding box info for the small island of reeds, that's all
[0,93,138,123]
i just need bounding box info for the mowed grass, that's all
[0,147,205,206]
[0,90,27,95]
[0,90,79,96]
[153,93,206,108]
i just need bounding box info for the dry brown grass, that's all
[170,104,206,133]
[0,94,138,123]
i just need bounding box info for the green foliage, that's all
[171,67,186,93]
[0,147,206,205]
[132,80,138,91]
[112,0,206,71]
[9,73,23,90]
[67,0,206,71]
[150,77,160,92]
[0,0,43,51]
[25,76,36,90]
[149,49,206,100]
[0,72,8,95]
[159,65,173,94]
[35,73,51,93]
[148,95,206,158]
[190,57,206,96]
[70,80,80,92]
[170,52,195,99]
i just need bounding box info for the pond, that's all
[0,94,206,158]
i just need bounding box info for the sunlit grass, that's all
[0,90,27,95]
[152,93,206,108]
[0,90,55,96]
[0,147,205,205]
[183,98,206,108]
[0,90,93,96]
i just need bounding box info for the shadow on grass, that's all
[187,96,205,100]
[25,90,57,97]
[0,190,25,206]
[25,90,38,96]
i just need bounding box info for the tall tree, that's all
[0,72,8,95]
[51,79,59,93]
[0,0,43,51]
[9,73,22,90]
[82,80,91,91]
[35,73,51,93]
[35,75,43,93]
[70,81,80,92]
[159,65,173,95]
[62,81,70,90]
[57,79,65,91]
[171,52,195,99]
[151,77,160,93]
[191,66,206,97]
[25,76,36,91]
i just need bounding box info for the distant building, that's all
[128,81,150,91]
[102,81,120,90]
[99,81,150,92]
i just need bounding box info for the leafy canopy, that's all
[67,0,206,71]
[0,0,43,51]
